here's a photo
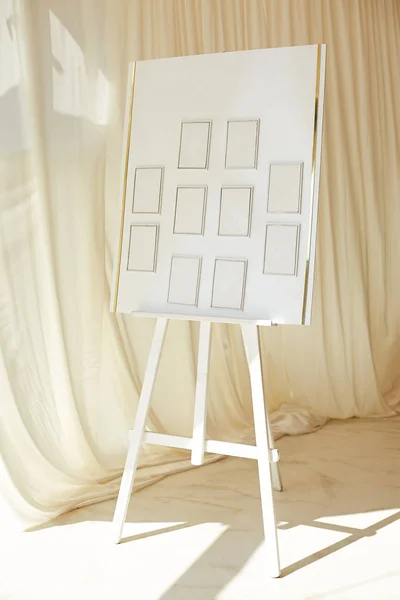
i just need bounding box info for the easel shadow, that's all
[113,505,400,599]
[278,509,400,578]
[34,418,400,598]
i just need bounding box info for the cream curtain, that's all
[0,0,399,530]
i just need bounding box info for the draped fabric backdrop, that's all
[0,0,399,530]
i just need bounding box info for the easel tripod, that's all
[112,318,282,578]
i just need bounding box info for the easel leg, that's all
[241,324,281,578]
[191,321,212,466]
[112,317,168,544]
[267,419,283,492]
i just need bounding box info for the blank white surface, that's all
[264,225,299,275]
[132,167,163,213]
[268,163,303,213]
[174,187,206,234]
[168,256,201,305]
[218,187,252,236]
[114,45,326,324]
[127,225,158,271]
[212,259,247,310]
[225,120,259,169]
[178,121,211,169]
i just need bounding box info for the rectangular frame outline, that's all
[178,120,212,170]
[127,223,159,272]
[218,185,254,237]
[224,119,260,170]
[211,258,248,311]
[267,162,304,214]
[173,185,208,235]
[263,223,300,277]
[132,166,164,214]
[167,255,203,307]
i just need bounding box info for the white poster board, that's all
[111,45,326,325]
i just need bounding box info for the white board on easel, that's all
[111,44,326,326]
[110,45,326,578]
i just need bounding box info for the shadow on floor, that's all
[28,418,400,599]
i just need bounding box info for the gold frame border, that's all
[224,119,260,170]
[132,165,164,215]
[301,45,322,324]
[112,63,136,312]
[266,162,304,215]
[177,120,212,170]
[173,185,208,235]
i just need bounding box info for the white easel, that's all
[112,317,282,578]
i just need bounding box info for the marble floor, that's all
[2,417,400,599]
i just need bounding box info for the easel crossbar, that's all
[144,431,259,460]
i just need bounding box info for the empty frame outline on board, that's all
[173,186,208,235]
[225,119,260,169]
[178,121,212,169]
[127,224,159,272]
[267,162,304,214]
[132,166,164,214]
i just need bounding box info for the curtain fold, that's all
[0,0,399,530]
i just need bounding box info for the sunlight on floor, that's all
[315,507,400,529]
[2,418,400,599]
